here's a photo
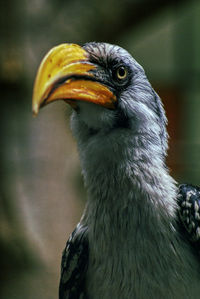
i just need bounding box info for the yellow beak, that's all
[32,43,117,115]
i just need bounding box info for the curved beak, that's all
[32,43,116,116]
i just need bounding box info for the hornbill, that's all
[32,43,200,298]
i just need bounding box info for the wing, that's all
[177,184,200,250]
[59,223,89,299]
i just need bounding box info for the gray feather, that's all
[61,43,200,298]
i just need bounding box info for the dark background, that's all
[1,0,200,298]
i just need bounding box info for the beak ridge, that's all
[32,43,116,115]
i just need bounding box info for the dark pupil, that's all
[118,67,125,78]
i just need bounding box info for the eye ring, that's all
[116,66,128,80]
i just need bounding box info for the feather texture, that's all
[177,184,200,247]
[58,43,200,298]
[59,224,88,299]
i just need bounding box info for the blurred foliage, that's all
[1,0,199,298]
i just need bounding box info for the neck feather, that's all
[77,128,177,224]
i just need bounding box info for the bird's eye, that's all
[115,66,128,80]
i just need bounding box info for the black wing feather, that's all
[177,184,200,249]
[59,224,89,299]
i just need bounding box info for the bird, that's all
[32,42,200,299]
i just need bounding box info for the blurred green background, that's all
[1,0,200,298]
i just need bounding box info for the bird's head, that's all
[32,42,168,157]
